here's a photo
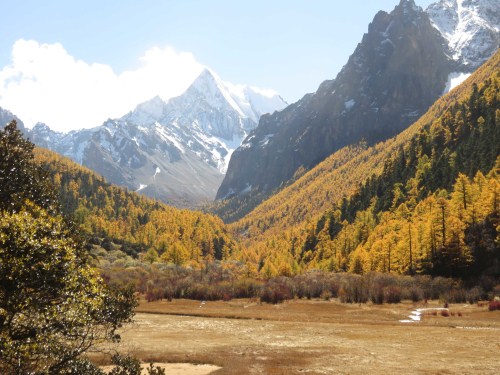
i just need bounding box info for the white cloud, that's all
[0,39,204,132]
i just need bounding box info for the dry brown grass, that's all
[97,298,500,374]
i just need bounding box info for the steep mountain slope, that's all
[216,0,499,218]
[28,69,286,207]
[228,49,500,276]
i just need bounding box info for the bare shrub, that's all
[321,290,332,301]
[384,286,402,304]
[441,288,467,303]
[370,284,385,305]
[338,287,348,303]
[466,287,484,304]
[405,287,424,303]
[260,279,292,304]
[489,300,500,311]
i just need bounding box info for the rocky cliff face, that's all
[217,0,452,200]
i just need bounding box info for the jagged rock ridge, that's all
[217,0,454,201]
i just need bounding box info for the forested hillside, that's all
[34,149,238,266]
[228,50,500,278]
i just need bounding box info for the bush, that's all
[338,286,348,303]
[403,286,423,303]
[466,287,483,304]
[108,354,141,375]
[384,286,402,304]
[260,281,292,304]
[370,284,385,305]
[146,363,166,375]
[489,300,500,311]
[441,288,467,303]
[321,290,332,300]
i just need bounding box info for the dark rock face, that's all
[217,0,452,200]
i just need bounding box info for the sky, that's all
[0,0,436,132]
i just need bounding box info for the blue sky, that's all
[0,0,436,131]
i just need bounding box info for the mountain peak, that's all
[196,67,217,81]
[190,68,225,93]
[124,95,166,125]
[32,122,52,132]
[190,68,226,94]
[394,0,424,21]
[184,68,248,120]
[398,0,417,8]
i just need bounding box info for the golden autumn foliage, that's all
[34,149,238,266]
[225,50,500,278]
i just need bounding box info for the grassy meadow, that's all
[92,298,500,374]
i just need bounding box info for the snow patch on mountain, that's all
[155,123,186,154]
[154,167,161,179]
[225,82,287,123]
[345,99,356,110]
[443,71,471,93]
[426,0,500,68]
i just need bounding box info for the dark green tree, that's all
[0,121,58,214]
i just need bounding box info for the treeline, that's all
[101,259,499,305]
[34,149,238,265]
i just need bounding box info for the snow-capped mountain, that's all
[119,69,287,174]
[426,0,499,70]
[26,69,286,207]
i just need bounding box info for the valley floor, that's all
[103,299,500,374]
